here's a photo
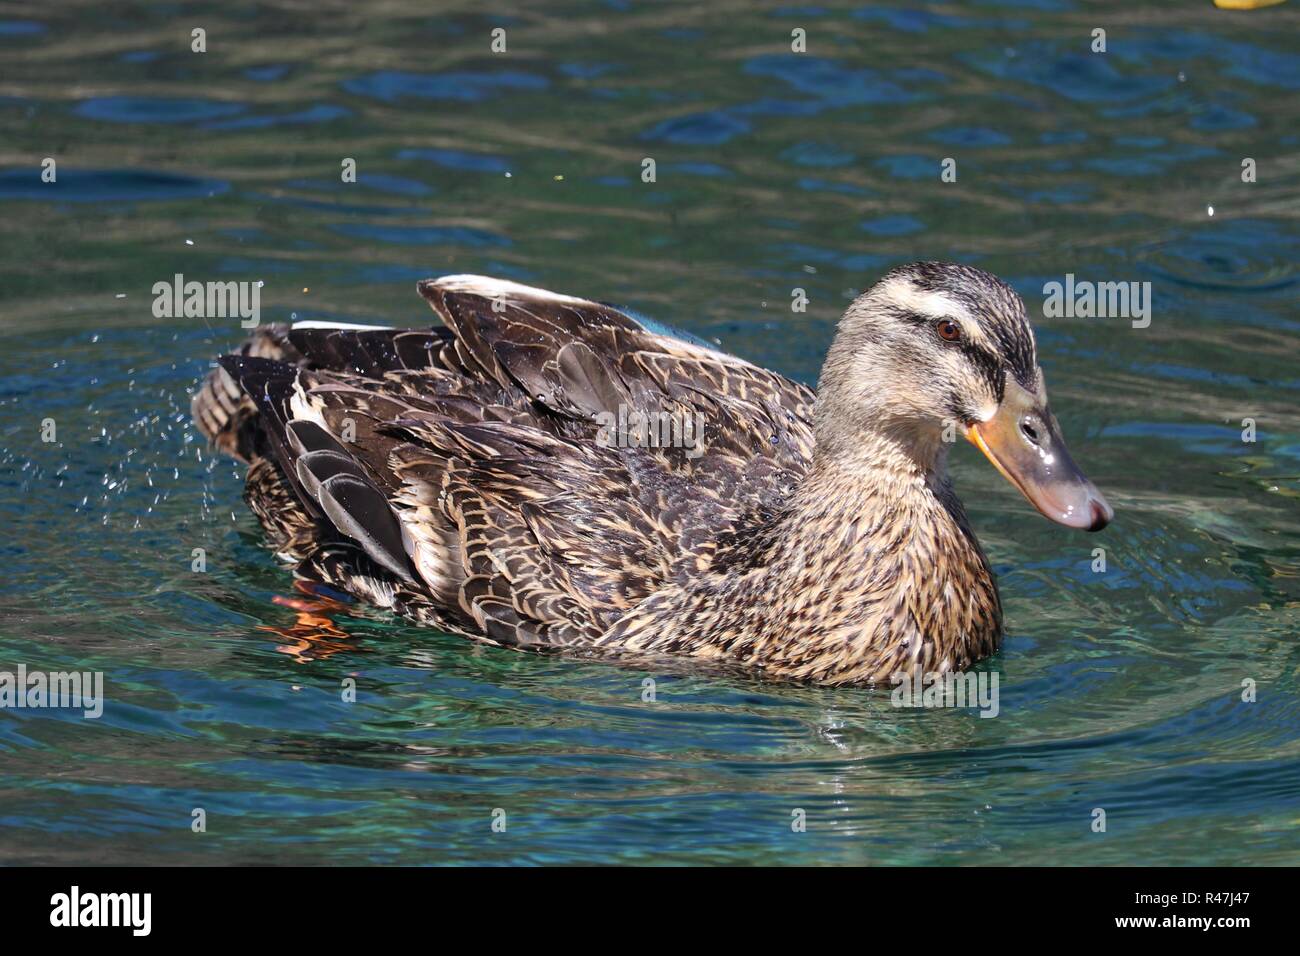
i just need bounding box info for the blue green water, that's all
[1,1,1298,864]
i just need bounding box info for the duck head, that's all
[815,261,1112,532]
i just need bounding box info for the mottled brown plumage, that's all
[193,264,1110,686]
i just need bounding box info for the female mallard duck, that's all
[194,262,1111,686]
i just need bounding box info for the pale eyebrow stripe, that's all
[876,280,993,348]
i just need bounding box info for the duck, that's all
[193,262,1112,686]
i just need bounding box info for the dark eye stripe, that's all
[886,264,1038,388]
[888,308,931,327]
[891,308,956,331]
[888,308,1004,394]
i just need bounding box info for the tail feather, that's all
[192,325,303,461]
[215,353,418,584]
[191,361,252,460]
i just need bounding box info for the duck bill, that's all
[964,380,1113,532]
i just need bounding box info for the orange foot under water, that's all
[260,580,359,663]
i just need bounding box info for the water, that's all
[1,1,1298,865]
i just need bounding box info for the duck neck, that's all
[789,425,954,530]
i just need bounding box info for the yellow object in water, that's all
[1214,0,1286,9]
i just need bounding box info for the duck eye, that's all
[936,319,962,342]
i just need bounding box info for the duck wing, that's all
[416,276,816,542]
[197,276,816,648]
